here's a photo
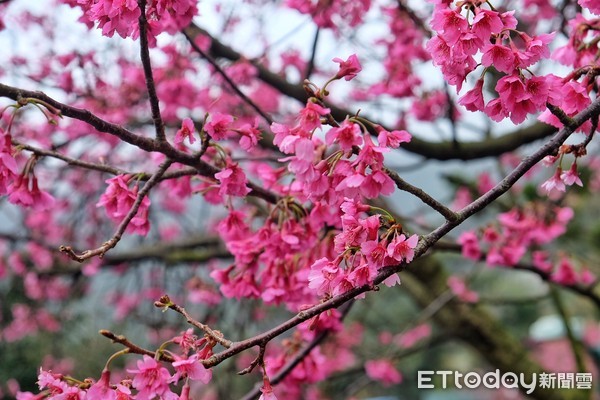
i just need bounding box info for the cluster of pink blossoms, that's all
[20,328,215,400]
[0,128,55,210]
[308,199,417,297]
[62,0,198,40]
[457,203,596,286]
[427,0,596,126]
[0,128,18,194]
[459,205,574,266]
[210,55,415,310]
[96,174,151,235]
[285,0,371,30]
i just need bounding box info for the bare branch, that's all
[158,295,233,349]
[384,167,458,221]
[100,330,174,362]
[137,0,166,142]
[14,139,201,181]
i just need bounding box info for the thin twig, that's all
[384,167,458,221]
[138,0,166,142]
[304,27,320,80]
[100,330,174,362]
[160,296,233,348]
[237,344,266,376]
[14,139,200,181]
[182,30,273,125]
[60,158,173,262]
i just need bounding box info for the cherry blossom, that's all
[174,117,196,145]
[332,54,362,81]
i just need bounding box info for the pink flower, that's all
[325,119,362,151]
[360,240,388,268]
[484,98,508,122]
[86,369,116,400]
[128,355,174,399]
[87,0,140,39]
[426,35,452,66]
[482,42,516,73]
[96,175,134,218]
[361,170,395,199]
[0,130,18,195]
[457,231,481,260]
[332,54,362,81]
[551,258,577,286]
[561,163,583,187]
[541,168,566,194]
[8,175,55,211]
[376,127,411,148]
[259,377,278,400]
[97,175,151,236]
[214,162,251,197]
[447,276,479,303]
[308,257,340,296]
[348,262,377,287]
[430,8,468,45]
[127,185,151,236]
[518,32,555,68]
[150,0,199,35]
[298,101,330,132]
[459,79,485,112]
[171,354,212,384]
[50,385,86,399]
[238,120,262,151]
[471,9,504,40]
[579,0,600,14]
[396,324,431,348]
[365,359,402,386]
[175,118,196,145]
[387,234,419,263]
[532,251,553,273]
[204,112,233,141]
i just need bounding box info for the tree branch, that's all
[100,330,174,362]
[137,0,166,142]
[0,82,281,204]
[415,96,600,259]
[184,24,558,161]
[384,167,458,221]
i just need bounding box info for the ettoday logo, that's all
[418,370,594,393]
[418,370,537,394]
